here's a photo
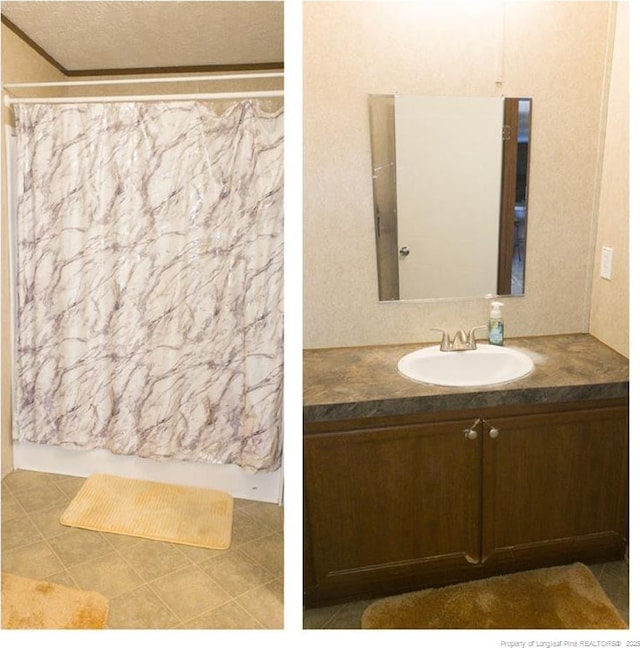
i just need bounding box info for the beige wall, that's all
[303,1,626,350]
[1,24,66,479]
[588,2,628,357]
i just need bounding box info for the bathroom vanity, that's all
[303,334,628,608]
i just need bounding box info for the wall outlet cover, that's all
[600,246,613,280]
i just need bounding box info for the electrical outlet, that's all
[600,246,613,280]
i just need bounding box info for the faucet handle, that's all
[431,327,452,351]
[468,325,487,349]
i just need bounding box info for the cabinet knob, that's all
[464,418,482,440]
[489,427,499,439]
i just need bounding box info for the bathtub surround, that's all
[12,99,283,472]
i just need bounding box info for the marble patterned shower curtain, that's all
[12,99,283,472]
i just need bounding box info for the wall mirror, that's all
[369,95,532,301]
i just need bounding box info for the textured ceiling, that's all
[1,1,284,72]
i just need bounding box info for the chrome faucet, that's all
[431,326,487,352]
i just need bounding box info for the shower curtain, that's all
[12,99,283,473]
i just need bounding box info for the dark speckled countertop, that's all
[303,334,629,423]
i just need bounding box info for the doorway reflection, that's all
[509,99,531,296]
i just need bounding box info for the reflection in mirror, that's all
[370,95,532,301]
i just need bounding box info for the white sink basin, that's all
[398,344,534,387]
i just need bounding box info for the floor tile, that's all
[175,542,226,564]
[53,475,87,498]
[107,585,180,629]
[100,529,146,552]
[322,599,371,629]
[44,570,79,589]
[2,540,66,580]
[303,603,344,629]
[1,514,43,550]
[235,576,283,629]
[29,504,72,540]
[48,527,112,568]
[12,482,69,514]
[3,469,55,492]
[120,539,191,582]
[200,548,273,596]
[67,551,144,598]
[237,531,283,577]
[149,564,230,622]
[230,508,273,545]
[1,491,24,522]
[181,600,263,629]
[242,501,284,531]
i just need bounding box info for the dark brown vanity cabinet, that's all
[303,399,628,608]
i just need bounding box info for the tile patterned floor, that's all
[2,469,283,629]
[303,560,630,629]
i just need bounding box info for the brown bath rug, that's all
[2,572,109,629]
[361,563,627,629]
[60,473,233,550]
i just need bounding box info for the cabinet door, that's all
[482,405,628,566]
[304,419,482,605]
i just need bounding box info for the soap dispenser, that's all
[488,301,504,346]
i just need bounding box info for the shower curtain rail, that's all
[3,71,283,89]
[3,71,284,106]
[3,90,284,106]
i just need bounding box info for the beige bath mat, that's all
[60,473,233,549]
[361,563,628,629]
[2,572,109,629]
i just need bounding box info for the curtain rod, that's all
[3,90,284,107]
[3,72,284,89]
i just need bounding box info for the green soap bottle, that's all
[488,301,504,346]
